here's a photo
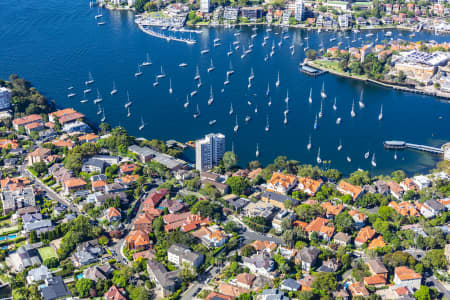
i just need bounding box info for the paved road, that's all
[228,215,283,244]
[181,266,220,300]
[425,275,450,299]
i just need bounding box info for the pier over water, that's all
[384,140,444,155]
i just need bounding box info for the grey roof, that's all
[228,197,250,210]
[9,244,41,270]
[262,191,299,206]
[298,246,320,264]
[424,199,444,211]
[243,254,274,271]
[27,265,52,283]
[280,278,301,291]
[317,258,340,273]
[128,145,158,157]
[168,244,204,265]
[91,174,107,182]
[152,153,185,170]
[23,219,53,233]
[147,260,180,289]
[40,276,71,300]
[366,259,388,274]
[334,232,351,243]
[83,158,106,170]
[2,187,35,212]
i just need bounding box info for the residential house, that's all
[84,263,114,282]
[393,266,422,290]
[26,265,52,284]
[201,179,230,194]
[12,114,43,131]
[420,199,444,218]
[236,273,256,290]
[366,259,388,279]
[192,225,229,247]
[305,217,335,241]
[218,283,247,298]
[167,244,204,269]
[337,180,363,200]
[266,172,297,194]
[251,240,277,253]
[163,212,210,233]
[25,122,44,135]
[368,235,386,249]
[105,182,127,194]
[133,210,161,233]
[104,207,121,222]
[364,274,387,287]
[128,145,157,163]
[120,163,138,175]
[6,243,42,272]
[299,274,314,291]
[1,187,35,215]
[386,181,404,200]
[297,176,323,196]
[348,209,368,227]
[159,198,187,214]
[142,189,170,209]
[261,288,288,300]
[389,201,420,217]
[49,108,84,125]
[40,276,72,300]
[71,240,104,267]
[78,133,99,144]
[147,260,180,297]
[242,253,275,277]
[348,282,369,297]
[243,201,277,219]
[27,148,51,166]
[104,286,127,300]
[280,278,301,291]
[354,226,376,247]
[272,210,295,232]
[125,230,151,250]
[206,292,234,300]
[317,258,341,273]
[321,202,344,219]
[295,246,320,271]
[23,214,53,237]
[412,175,431,190]
[333,232,351,246]
[62,178,87,194]
[400,178,419,192]
[261,190,299,210]
[82,158,107,173]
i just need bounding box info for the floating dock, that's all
[299,65,327,77]
[383,140,444,155]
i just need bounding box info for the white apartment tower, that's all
[294,0,304,22]
[0,87,11,111]
[196,133,225,171]
[200,0,210,14]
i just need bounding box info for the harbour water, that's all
[1,0,449,175]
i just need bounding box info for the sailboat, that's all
[233,115,239,132]
[347,156,352,163]
[313,114,318,130]
[95,6,103,19]
[80,96,88,103]
[209,120,216,126]
[245,115,251,123]
[275,72,280,87]
[284,113,288,125]
[371,153,377,167]
[378,105,383,121]
[307,136,312,150]
[316,147,322,164]
[169,79,173,94]
[100,108,106,122]
[256,144,259,158]
[93,89,102,104]
[157,66,166,79]
[67,91,76,98]
[227,61,234,76]
[193,104,200,118]
[110,81,118,95]
[336,117,341,124]
[179,62,188,68]
[138,117,145,131]
[134,64,143,77]
[208,86,214,105]
[184,96,189,109]
[266,82,270,96]
[124,91,132,108]
[227,45,233,56]
[249,68,255,81]
[254,105,258,113]
[248,78,252,89]
[265,114,270,132]
[194,65,200,81]
[97,105,102,115]
[268,97,272,107]
[319,101,323,118]
[127,106,131,118]
[83,84,92,94]
[197,78,202,89]
[308,88,313,104]
[394,151,398,160]
[142,53,152,66]
[333,97,337,111]
[320,82,327,99]
[358,89,365,108]
[153,76,159,87]
[350,100,356,118]
[85,72,94,85]
[224,73,230,85]
[229,103,234,116]
[364,151,370,159]
[285,89,289,104]
[337,139,343,151]
[207,59,215,72]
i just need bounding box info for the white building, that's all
[412,175,431,190]
[294,0,304,21]
[338,14,349,27]
[167,244,204,269]
[0,87,11,111]
[195,133,225,171]
[200,0,210,14]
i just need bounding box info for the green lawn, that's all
[0,225,19,235]
[38,246,58,260]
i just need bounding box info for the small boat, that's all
[209,120,216,126]
[254,105,258,113]
[394,151,397,160]
[350,100,356,118]
[319,101,323,118]
[141,53,152,66]
[94,7,103,19]
[224,73,230,85]
[249,68,255,81]
[207,59,215,72]
[227,45,233,56]
[285,89,289,104]
[265,114,270,132]
[67,93,76,98]
[358,89,365,108]
[97,105,102,115]
[337,140,343,151]
[85,72,94,85]
[233,115,239,132]
[194,65,200,80]
[100,107,106,122]
[313,114,318,130]
[227,61,234,76]
[84,88,91,94]
[308,88,313,104]
[67,86,74,90]
[378,104,383,121]
[169,78,173,94]
[245,115,251,123]
[97,20,106,26]
[134,64,143,77]
[229,103,233,115]
[138,117,145,131]
[268,97,272,107]
[284,114,288,125]
[197,78,202,89]
[127,106,131,118]
[307,136,312,151]
[266,82,270,96]
[256,144,259,158]
[93,89,102,104]
[193,104,200,118]
[184,96,189,109]
[110,81,118,95]
[336,117,341,125]
[124,91,132,108]
[247,79,251,89]
[214,38,220,43]
[208,86,214,105]
[247,100,252,106]
[316,147,322,164]
[179,62,188,68]
[157,66,166,79]
[347,156,352,163]
[275,71,280,88]
[385,31,392,37]
[153,76,159,87]
[320,82,327,99]
[264,55,269,61]
[364,151,370,159]
[333,97,337,111]
[80,98,88,103]
[200,49,210,55]
[371,153,377,167]
[190,90,198,97]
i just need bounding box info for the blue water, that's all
[1,0,449,175]
[7,234,17,239]
[76,274,84,279]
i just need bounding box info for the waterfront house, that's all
[147,260,180,298]
[13,114,43,131]
[400,178,419,191]
[49,108,84,125]
[128,145,157,163]
[394,266,422,290]
[266,172,297,194]
[261,190,299,209]
[420,199,444,218]
[297,176,323,196]
[78,133,99,144]
[337,180,363,200]
[412,175,432,190]
[386,181,404,200]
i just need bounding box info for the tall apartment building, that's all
[0,87,11,111]
[195,133,225,171]
[200,0,210,14]
[294,0,304,21]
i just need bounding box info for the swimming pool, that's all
[76,274,84,279]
